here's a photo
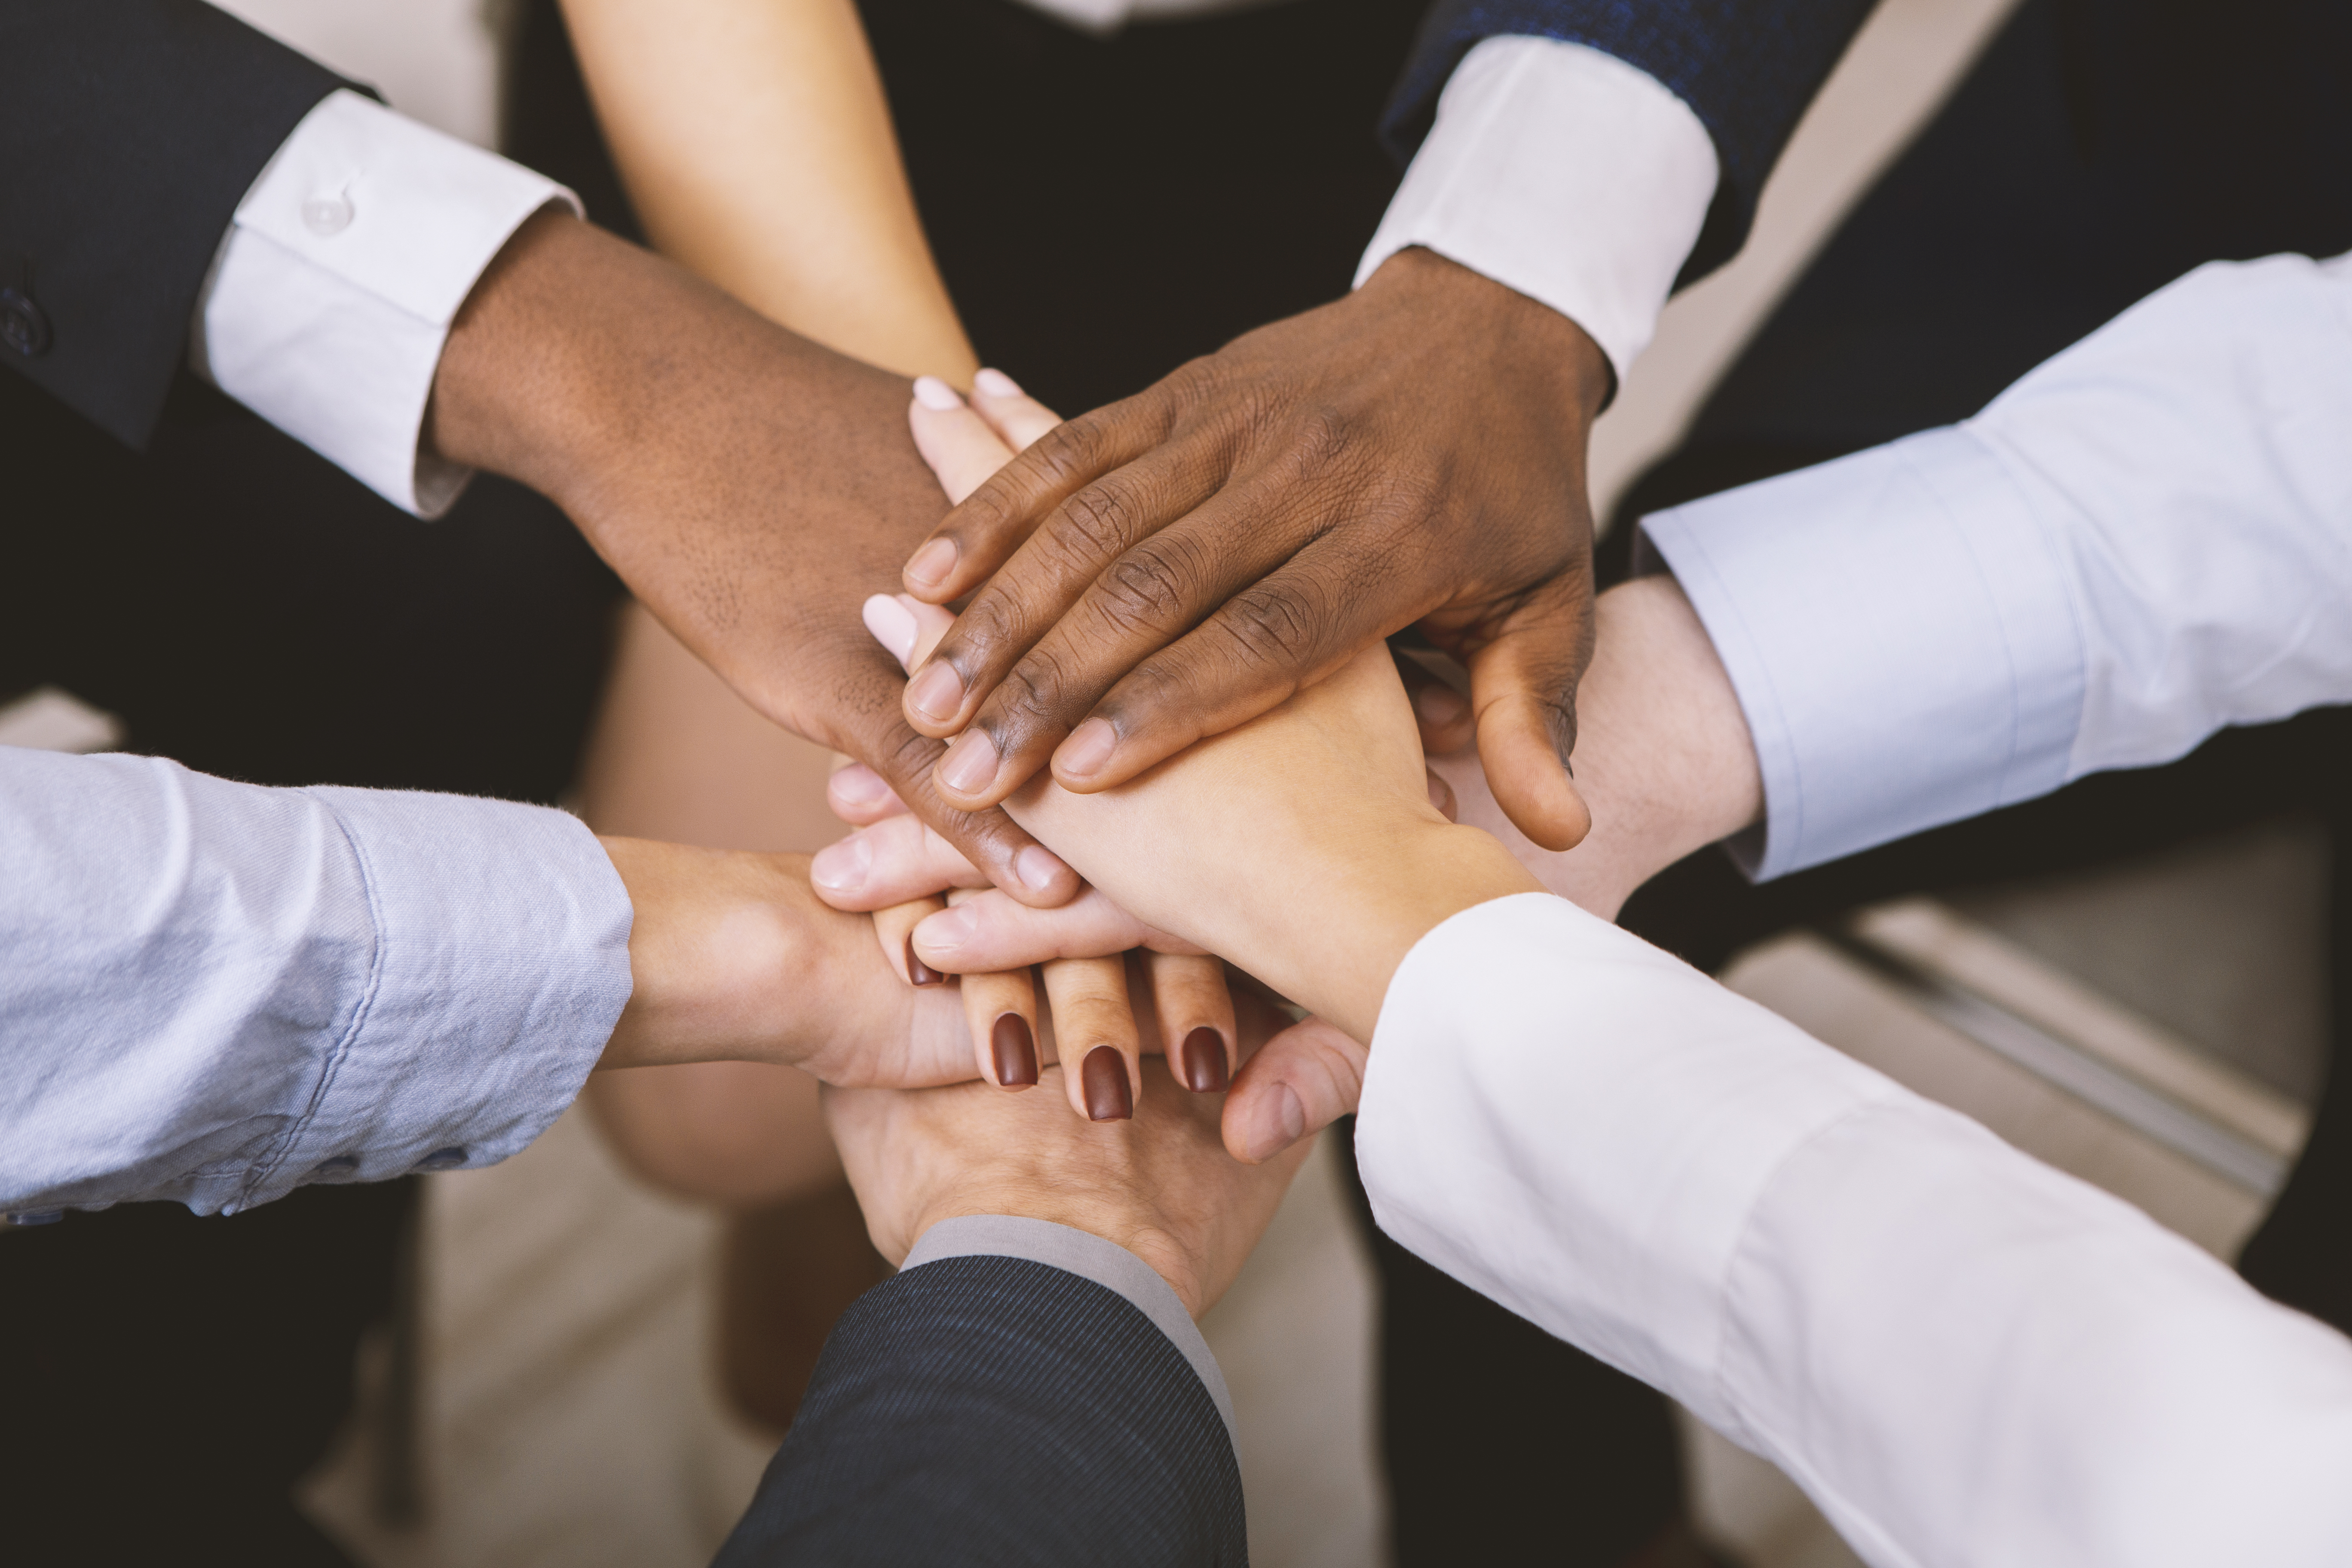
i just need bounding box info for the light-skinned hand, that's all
[825,987,1314,1319]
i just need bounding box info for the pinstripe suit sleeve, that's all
[1384,0,1878,281]
[713,1246,1248,1566]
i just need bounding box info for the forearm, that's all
[423,209,945,732]
[1,751,627,1217]
[1642,251,2352,881]
[714,1239,1245,1566]
[561,0,976,380]
[1359,895,2352,1565]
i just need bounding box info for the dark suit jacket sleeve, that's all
[1383,0,1879,283]
[713,1253,1249,1567]
[0,0,353,450]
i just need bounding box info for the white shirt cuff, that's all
[1356,36,1718,386]
[1637,427,2086,881]
[190,89,581,518]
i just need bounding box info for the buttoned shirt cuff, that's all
[1636,426,2087,882]
[903,1214,1237,1447]
[231,788,632,1208]
[1356,36,1718,387]
[190,89,581,518]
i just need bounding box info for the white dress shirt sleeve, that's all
[1639,252,2352,879]
[1357,893,2352,1568]
[1356,36,1719,385]
[190,89,582,518]
[0,747,631,1221]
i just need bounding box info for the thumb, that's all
[1462,576,1593,852]
[1222,1015,1367,1164]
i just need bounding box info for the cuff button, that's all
[301,192,355,237]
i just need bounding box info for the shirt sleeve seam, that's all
[237,793,389,1203]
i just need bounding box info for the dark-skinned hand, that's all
[894,245,1609,851]
[425,209,1079,906]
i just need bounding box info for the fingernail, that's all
[906,537,959,590]
[830,765,891,807]
[1414,680,1469,727]
[972,368,1024,398]
[1015,845,1067,892]
[1244,1085,1307,1162]
[905,933,945,986]
[991,1014,1039,1087]
[810,834,871,892]
[906,659,965,723]
[937,728,999,796]
[912,375,964,411]
[1082,1047,1133,1121]
[1056,717,1118,780]
[1180,1027,1228,1093]
[862,593,919,666]
[915,905,975,952]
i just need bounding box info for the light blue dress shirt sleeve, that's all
[1,747,633,1219]
[1640,251,2352,880]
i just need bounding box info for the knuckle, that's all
[1215,579,1325,667]
[1094,538,1201,633]
[992,652,1079,732]
[1051,476,1149,559]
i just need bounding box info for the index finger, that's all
[828,665,1081,907]
[900,386,1174,603]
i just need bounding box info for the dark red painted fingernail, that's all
[1082,1047,1132,1121]
[1179,1027,1228,1093]
[906,934,945,986]
[991,1013,1038,1087]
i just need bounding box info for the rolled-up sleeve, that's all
[0,748,631,1218]
[190,89,579,517]
[1640,252,2352,879]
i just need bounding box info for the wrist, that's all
[1249,819,1543,1043]
[1363,246,1611,423]
[597,837,820,1071]
[909,1192,1208,1318]
[1558,578,1763,910]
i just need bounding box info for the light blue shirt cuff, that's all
[1637,427,2087,881]
[255,787,634,1204]
[0,750,631,1218]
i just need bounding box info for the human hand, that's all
[839,648,1238,1118]
[1404,575,1765,923]
[824,988,1314,1318]
[890,247,1608,853]
[812,384,1245,1117]
[596,838,974,1088]
[424,209,1079,909]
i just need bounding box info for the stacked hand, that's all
[887,248,1610,854]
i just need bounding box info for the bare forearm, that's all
[561,0,975,381]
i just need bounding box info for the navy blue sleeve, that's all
[714,1254,1248,1567]
[1382,0,1878,282]
[0,1,351,450]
